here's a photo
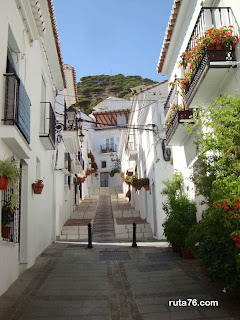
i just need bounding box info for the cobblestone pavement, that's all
[0,241,240,320]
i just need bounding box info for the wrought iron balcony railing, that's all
[186,7,239,54]
[165,109,193,144]
[185,47,236,104]
[164,82,183,115]
[4,73,31,143]
[183,7,239,106]
[100,143,117,153]
[40,102,56,149]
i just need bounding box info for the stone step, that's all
[114,217,153,239]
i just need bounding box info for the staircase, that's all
[58,197,98,240]
[111,194,153,239]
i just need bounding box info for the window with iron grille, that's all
[1,168,21,243]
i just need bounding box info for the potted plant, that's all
[141,178,150,191]
[77,176,85,183]
[32,179,44,194]
[1,200,15,239]
[0,158,21,190]
[85,169,91,176]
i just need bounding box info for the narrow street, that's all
[0,195,239,320]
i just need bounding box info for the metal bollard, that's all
[132,222,137,247]
[87,222,93,248]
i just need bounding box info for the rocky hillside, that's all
[76,74,157,114]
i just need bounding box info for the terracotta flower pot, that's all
[181,247,194,259]
[1,226,11,239]
[207,44,215,50]
[144,185,149,191]
[137,186,141,190]
[216,44,223,50]
[32,183,44,194]
[0,175,9,190]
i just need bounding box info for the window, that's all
[106,137,114,150]
[102,161,106,168]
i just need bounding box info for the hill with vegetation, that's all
[76,74,157,114]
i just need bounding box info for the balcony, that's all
[164,85,194,146]
[165,109,193,146]
[100,144,117,154]
[182,7,239,108]
[1,73,31,159]
[39,102,56,150]
[125,142,138,161]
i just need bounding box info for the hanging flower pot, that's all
[32,180,44,194]
[0,175,9,190]
[144,185,150,191]
[77,177,85,183]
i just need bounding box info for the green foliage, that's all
[196,202,240,290]
[191,94,240,204]
[1,200,15,226]
[77,74,157,108]
[110,158,121,177]
[0,157,21,183]
[185,95,240,291]
[161,173,197,247]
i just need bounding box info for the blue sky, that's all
[54,0,173,83]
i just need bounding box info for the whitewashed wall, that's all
[0,0,64,294]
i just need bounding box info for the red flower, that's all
[236,243,240,248]
[214,205,218,209]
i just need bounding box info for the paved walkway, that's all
[0,242,240,320]
[1,194,240,319]
[93,195,115,241]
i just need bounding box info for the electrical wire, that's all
[57,93,158,102]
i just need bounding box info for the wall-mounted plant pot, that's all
[32,183,44,194]
[77,177,85,183]
[143,185,149,191]
[0,175,9,190]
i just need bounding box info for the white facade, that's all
[158,0,240,219]
[119,83,173,239]
[89,97,131,189]
[0,0,65,295]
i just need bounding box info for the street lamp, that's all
[79,131,84,144]
[66,106,77,130]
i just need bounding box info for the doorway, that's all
[100,172,109,187]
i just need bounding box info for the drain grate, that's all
[138,264,172,272]
[147,252,181,262]
[99,251,131,261]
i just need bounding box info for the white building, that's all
[0,0,66,295]
[89,97,131,189]
[119,82,173,239]
[157,0,240,219]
